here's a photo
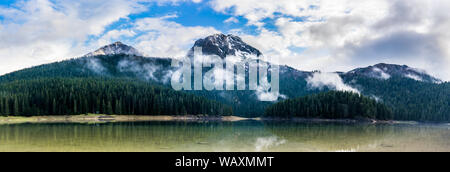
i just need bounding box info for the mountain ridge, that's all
[345,63,442,83]
[79,35,442,83]
[0,34,448,119]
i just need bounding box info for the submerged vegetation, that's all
[0,78,233,117]
[265,91,393,120]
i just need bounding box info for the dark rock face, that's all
[188,34,262,59]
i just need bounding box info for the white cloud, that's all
[307,72,359,93]
[95,29,137,47]
[405,73,424,82]
[372,67,391,80]
[210,0,450,81]
[0,0,215,75]
[224,17,239,24]
[0,0,145,75]
[1,0,449,82]
[131,15,220,57]
[138,0,202,5]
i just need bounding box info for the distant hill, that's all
[344,63,442,83]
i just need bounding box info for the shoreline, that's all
[0,115,254,125]
[0,115,432,125]
[259,117,420,125]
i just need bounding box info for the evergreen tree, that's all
[265,91,393,120]
[0,78,233,117]
[13,97,19,116]
[106,101,113,115]
[5,98,10,116]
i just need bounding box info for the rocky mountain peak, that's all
[85,41,143,57]
[188,34,262,59]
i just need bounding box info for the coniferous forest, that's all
[343,77,450,121]
[265,91,393,120]
[0,78,233,116]
[0,55,448,122]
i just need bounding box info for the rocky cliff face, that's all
[188,34,262,59]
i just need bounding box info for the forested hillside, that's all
[0,53,448,120]
[343,76,450,121]
[0,55,173,83]
[0,54,318,117]
[265,91,393,120]
[0,78,233,116]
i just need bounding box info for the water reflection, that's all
[0,121,448,152]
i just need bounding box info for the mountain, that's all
[345,63,442,83]
[188,34,262,59]
[85,41,143,57]
[0,35,448,121]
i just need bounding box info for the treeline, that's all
[0,78,233,116]
[265,91,393,120]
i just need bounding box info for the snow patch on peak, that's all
[85,42,143,57]
[189,34,262,59]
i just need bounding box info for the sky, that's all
[0,0,449,81]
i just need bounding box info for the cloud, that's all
[0,0,145,75]
[405,73,424,82]
[306,72,359,93]
[85,57,107,74]
[132,15,220,57]
[224,17,239,24]
[117,58,165,82]
[210,0,450,81]
[372,67,391,80]
[95,29,137,47]
[255,87,287,102]
[1,0,449,82]
[0,0,217,75]
[141,0,203,5]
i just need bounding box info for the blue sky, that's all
[0,0,449,80]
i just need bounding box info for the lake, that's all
[0,121,449,152]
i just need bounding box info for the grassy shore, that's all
[0,114,252,125]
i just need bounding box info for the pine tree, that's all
[106,101,113,115]
[13,97,19,116]
[73,99,78,115]
[52,98,57,115]
[0,98,4,116]
[5,98,10,116]
[115,100,122,115]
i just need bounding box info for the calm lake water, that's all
[0,121,449,152]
